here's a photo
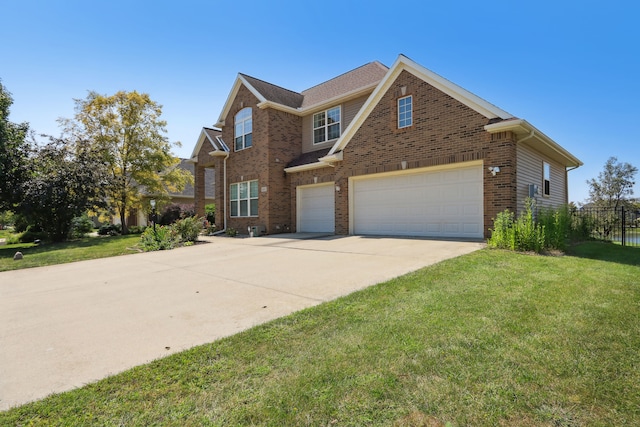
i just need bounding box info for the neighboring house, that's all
[190,54,582,238]
[114,159,215,227]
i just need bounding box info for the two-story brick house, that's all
[190,55,582,238]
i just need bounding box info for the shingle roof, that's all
[300,61,388,109]
[286,148,332,168]
[240,74,304,108]
[239,61,388,112]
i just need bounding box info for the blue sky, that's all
[2,0,638,203]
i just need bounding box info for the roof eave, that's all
[484,119,583,168]
[284,162,328,174]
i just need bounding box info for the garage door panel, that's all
[298,184,335,233]
[353,165,483,238]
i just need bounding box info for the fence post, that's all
[621,206,626,247]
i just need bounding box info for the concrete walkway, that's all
[0,234,483,410]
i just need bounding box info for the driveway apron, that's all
[0,234,483,410]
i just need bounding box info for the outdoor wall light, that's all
[335,185,341,192]
[488,166,501,176]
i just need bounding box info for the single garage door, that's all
[298,183,335,233]
[352,164,483,238]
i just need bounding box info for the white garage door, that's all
[352,164,483,238]
[298,184,335,233]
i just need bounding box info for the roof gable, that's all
[328,54,514,155]
[190,127,222,160]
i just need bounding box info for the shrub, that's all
[205,203,216,224]
[158,203,195,225]
[69,215,95,239]
[226,227,237,237]
[98,224,122,236]
[19,229,48,243]
[127,225,147,235]
[139,225,179,251]
[488,198,545,253]
[172,216,203,243]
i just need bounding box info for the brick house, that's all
[190,55,582,238]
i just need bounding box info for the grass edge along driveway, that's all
[2,242,639,426]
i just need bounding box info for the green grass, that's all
[0,234,142,271]
[1,242,639,426]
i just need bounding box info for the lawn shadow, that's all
[0,235,133,259]
[566,241,640,267]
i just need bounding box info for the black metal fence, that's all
[572,206,640,246]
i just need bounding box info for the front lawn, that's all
[1,242,639,425]
[0,234,142,272]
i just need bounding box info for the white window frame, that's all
[313,106,341,144]
[230,180,258,217]
[543,162,551,196]
[234,107,252,151]
[398,95,413,128]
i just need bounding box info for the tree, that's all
[19,137,109,242]
[587,156,638,209]
[61,91,191,233]
[0,80,30,212]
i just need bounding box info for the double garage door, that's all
[297,164,484,238]
[352,164,484,238]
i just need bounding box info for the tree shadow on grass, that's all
[0,235,138,260]
[566,241,640,267]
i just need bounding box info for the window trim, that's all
[543,162,551,197]
[230,180,258,217]
[312,106,341,145]
[234,107,252,151]
[398,95,413,129]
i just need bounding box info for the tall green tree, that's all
[587,156,638,209]
[0,80,30,211]
[62,91,191,233]
[19,137,109,241]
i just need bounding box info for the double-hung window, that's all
[398,95,412,128]
[313,106,341,144]
[234,107,252,151]
[230,180,258,217]
[543,162,551,196]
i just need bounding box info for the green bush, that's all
[69,215,95,239]
[139,225,179,251]
[19,229,48,243]
[488,198,545,253]
[98,224,121,236]
[205,203,215,224]
[127,225,147,235]
[172,216,203,243]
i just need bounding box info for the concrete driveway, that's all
[0,234,483,410]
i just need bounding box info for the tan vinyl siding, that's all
[516,144,567,212]
[301,94,370,153]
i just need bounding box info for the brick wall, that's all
[220,85,303,235]
[333,70,518,237]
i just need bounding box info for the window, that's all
[313,106,341,144]
[398,95,412,128]
[543,162,551,196]
[230,180,258,217]
[234,107,252,151]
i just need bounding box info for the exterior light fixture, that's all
[488,166,500,176]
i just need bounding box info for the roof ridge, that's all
[301,61,389,93]
[239,73,301,96]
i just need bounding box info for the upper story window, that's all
[313,106,341,144]
[230,180,258,217]
[234,107,252,151]
[398,95,413,128]
[543,162,551,196]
